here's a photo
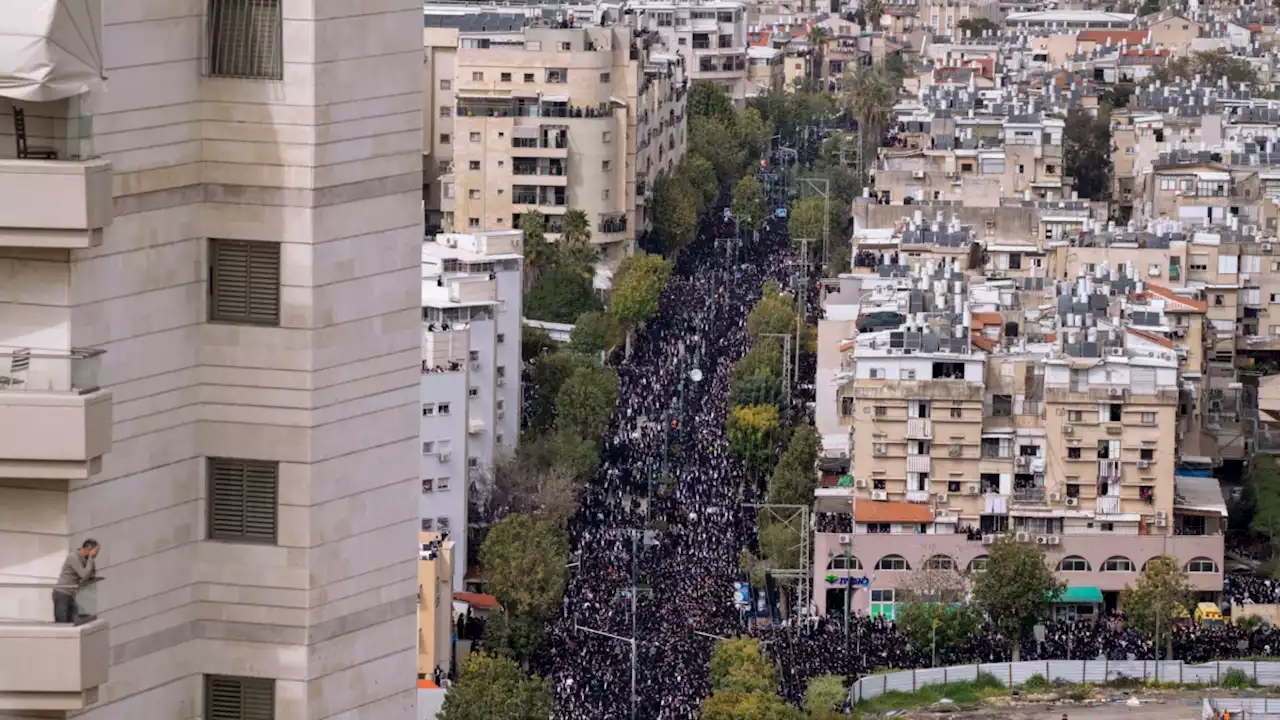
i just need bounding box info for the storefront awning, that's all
[0,0,104,101]
[1052,586,1103,604]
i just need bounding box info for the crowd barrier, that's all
[851,660,1280,703]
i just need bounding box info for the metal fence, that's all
[850,660,1280,704]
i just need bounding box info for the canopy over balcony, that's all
[0,0,104,102]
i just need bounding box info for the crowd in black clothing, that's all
[1225,573,1280,605]
[550,188,797,719]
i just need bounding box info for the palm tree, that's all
[520,210,555,290]
[863,0,884,29]
[806,26,828,84]
[842,62,899,184]
[559,209,597,275]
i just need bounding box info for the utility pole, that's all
[575,624,638,720]
[761,332,793,421]
[788,237,812,403]
[798,178,832,270]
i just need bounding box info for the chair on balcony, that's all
[13,109,58,160]
[0,348,30,389]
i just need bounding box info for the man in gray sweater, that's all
[53,539,99,623]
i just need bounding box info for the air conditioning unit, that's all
[938,493,949,504]
[982,534,995,545]
[1015,456,1030,468]
[1065,497,1079,507]
[1036,535,1049,545]
[1109,387,1123,396]
[1047,535,1061,545]
[949,445,962,457]
[912,170,925,179]
[1064,424,1075,435]
[471,361,481,371]
[871,490,888,501]
[1016,531,1031,543]
[1050,492,1062,503]
[497,377,506,387]
[1107,347,1125,357]
[1148,266,1161,277]
[855,478,868,489]
[967,483,979,495]
[838,534,852,545]
[1137,460,1151,469]
[1155,516,1168,527]
[438,452,452,463]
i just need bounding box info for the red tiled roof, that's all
[970,312,1003,327]
[751,30,772,48]
[1147,283,1208,312]
[971,335,998,352]
[1079,29,1150,45]
[454,591,501,610]
[418,679,441,690]
[854,500,934,524]
[1127,327,1174,349]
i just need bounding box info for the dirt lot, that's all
[892,691,1208,719]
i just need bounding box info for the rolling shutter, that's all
[206,675,275,720]
[210,239,281,325]
[207,0,283,80]
[208,458,278,543]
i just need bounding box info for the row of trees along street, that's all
[440,81,787,720]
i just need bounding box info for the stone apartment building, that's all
[423,18,687,265]
[631,0,750,101]
[0,0,424,718]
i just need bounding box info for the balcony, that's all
[0,580,109,712]
[906,454,931,474]
[0,347,112,480]
[0,157,112,249]
[598,215,628,235]
[1013,487,1046,504]
[906,418,932,439]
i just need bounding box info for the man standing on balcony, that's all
[52,539,99,623]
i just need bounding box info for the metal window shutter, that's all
[209,0,282,79]
[211,240,280,324]
[209,459,277,542]
[207,676,275,720]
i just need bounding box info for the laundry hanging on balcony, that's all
[0,0,104,101]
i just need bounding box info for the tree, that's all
[895,601,983,665]
[439,653,552,720]
[804,675,847,720]
[691,116,745,184]
[1250,454,1280,550]
[728,373,783,409]
[569,310,622,356]
[1063,107,1111,200]
[703,689,800,720]
[479,513,569,618]
[768,424,819,506]
[734,107,772,166]
[732,175,769,237]
[710,637,777,694]
[474,448,582,528]
[525,352,593,435]
[971,534,1063,660]
[519,210,554,290]
[731,339,784,385]
[806,26,828,83]
[1153,48,1257,87]
[788,196,826,252]
[843,63,899,183]
[520,326,557,363]
[956,17,1000,37]
[727,404,782,476]
[652,171,699,255]
[680,154,720,214]
[863,0,884,28]
[559,208,596,272]
[747,283,796,342]
[689,80,737,123]
[554,363,619,442]
[523,265,602,323]
[610,252,672,332]
[478,612,547,667]
[1120,554,1195,659]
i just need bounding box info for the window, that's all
[438,516,451,531]
[468,217,480,229]
[207,458,278,543]
[207,0,283,80]
[470,132,481,143]
[869,589,896,620]
[1100,522,1114,532]
[421,518,433,531]
[469,189,481,200]
[1067,447,1081,459]
[1140,448,1154,461]
[422,478,433,493]
[874,406,887,417]
[440,106,452,118]
[875,555,909,571]
[840,397,854,416]
[602,160,612,171]
[467,457,478,468]
[501,72,511,82]
[497,333,506,344]
[440,79,451,90]
[1214,294,1225,306]
[438,403,451,415]
[602,189,610,201]
[599,72,611,83]
[524,73,534,82]
[437,476,450,490]
[1107,403,1122,422]
[205,674,275,720]
[1058,556,1091,572]
[925,554,954,570]
[1141,412,1156,425]
[1102,556,1135,572]
[969,555,989,571]
[827,555,862,570]
[422,403,434,417]
[867,522,890,533]
[471,71,484,81]
[468,388,479,397]
[602,131,613,143]
[950,407,963,419]
[440,133,451,145]
[872,442,888,456]
[437,160,450,173]
[1186,557,1219,573]
[209,239,281,326]
[422,441,435,454]
[469,160,480,170]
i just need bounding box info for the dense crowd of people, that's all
[550,185,795,718]
[1225,573,1280,605]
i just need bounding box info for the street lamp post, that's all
[575,623,638,720]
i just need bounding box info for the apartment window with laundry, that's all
[205,674,275,720]
[207,458,278,544]
[209,239,280,326]
[207,0,283,80]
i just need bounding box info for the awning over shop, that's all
[1052,586,1103,604]
[0,0,104,101]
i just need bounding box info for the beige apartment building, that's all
[634,0,750,101]
[423,22,687,264]
[0,1,423,718]
[815,262,1224,618]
